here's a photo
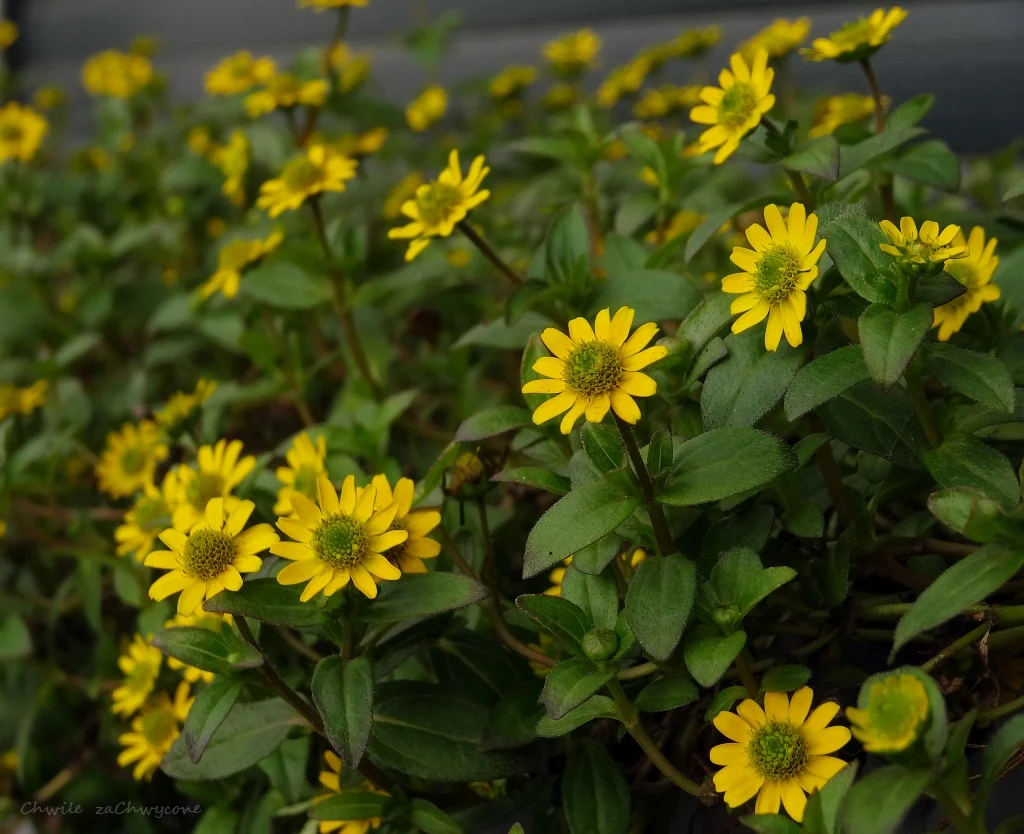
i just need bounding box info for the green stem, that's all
[613,415,674,558]
[931,781,975,834]
[858,57,895,222]
[456,220,524,287]
[813,441,855,528]
[261,305,315,426]
[617,661,660,681]
[735,651,760,698]
[979,692,1024,726]
[786,169,815,209]
[907,372,942,448]
[920,621,990,673]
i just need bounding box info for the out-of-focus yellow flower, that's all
[646,209,706,244]
[165,440,253,531]
[112,635,162,717]
[299,0,369,10]
[738,18,811,63]
[115,475,176,562]
[96,421,169,499]
[87,146,113,171]
[605,123,664,160]
[810,93,883,137]
[130,35,161,58]
[331,127,388,158]
[328,43,372,93]
[0,103,48,164]
[934,226,1001,341]
[387,150,490,261]
[633,84,702,119]
[205,51,277,97]
[0,521,6,539]
[543,82,577,111]
[187,126,211,156]
[155,379,218,427]
[245,73,329,117]
[802,7,908,63]
[274,432,328,517]
[406,84,448,132]
[257,144,358,218]
[117,683,192,781]
[199,231,283,300]
[544,29,601,75]
[595,56,652,108]
[0,380,49,420]
[879,217,968,270]
[847,673,930,753]
[82,50,153,98]
[545,557,572,596]
[212,129,249,206]
[664,26,721,59]
[32,85,68,111]
[0,20,18,50]
[206,217,227,239]
[446,247,472,268]
[490,65,537,100]
[383,172,424,220]
[313,750,388,834]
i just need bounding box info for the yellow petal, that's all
[277,518,312,544]
[710,743,746,766]
[724,768,764,807]
[224,500,254,537]
[764,204,788,242]
[763,691,790,722]
[354,483,377,523]
[755,780,781,815]
[782,300,804,348]
[585,393,610,423]
[560,399,587,434]
[733,301,770,333]
[533,356,566,379]
[593,308,611,340]
[289,492,322,527]
[278,558,324,585]
[790,687,813,726]
[803,701,840,732]
[235,525,278,556]
[404,510,441,537]
[271,541,314,561]
[738,699,767,727]
[204,497,225,530]
[621,322,659,356]
[145,550,180,570]
[722,272,755,294]
[523,378,567,395]
[350,564,377,599]
[159,528,189,555]
[714,710,753,743]
[618,372,656,397]
[318,476,339,515]
[532,390,577,425]
[149,570,191,601]
[787,202,807,242]
[365,502,399,535]
[367,529,407,552]
[340,475,357,515]
[404,537,441,559]
[804,756,848,781]
[806,725,852,756]
[178,580,207,615]
[541,327,574,359]
[568,317,596,344]
[609,389,641,424]
[730,247,760,273]
[622,346,668,372]
[299,568,332,602]
[780,778,807,822]
[608,307,634,346]
[746,223,773,252]
[364,552,402,580]
[764,305,783,351]
[323,568,351,596]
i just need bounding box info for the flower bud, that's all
[582,627,618,662]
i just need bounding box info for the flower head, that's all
[0,380,48,420]
[245,73,328,117]
[846,673,930,753]
[543,83,577,111]
[933,226,1000,341]
[328,44,372,93]
[33,84,69,111]
[146,497,277,615]
[544,29,601,75]
[205,51,276,96]
[272,475,406,601]
[738,18,811,63]
[96,421,169,499]
[405,84,448,132]
[690,49,775,164]
[200,231,283,300]
[802,7,908,63]
[712,687,851,822]
[810,93,883,137]
[115,475,176,561]
[315,750,388,834]
[664,26,721,59]
[387,150,490,261]
[645,209,705,244]
[383,172,424,220]
[212,129,249,206]
[155,379,218,428]
[112,635,163,716]
[633,84,702,119]
[0,102,48,164]
[331,127,389,158]
[545,558,572,596]
[0,20,18,49]
[117,682,192,781]
[168,439,256,531]
[164,611,232,684]
[490,65,538,101]
[525,306,667,434]
[299,0,369,9]
[596,57,652,108]
[257,145,357,218]
[275,432,329,516]
[879,217,968,273]
[82,50,153,98]
[363,474,441,574]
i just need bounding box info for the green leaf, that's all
[594,269,700,324]
[1004,177,1024,203]
[701,330,805,429]
[635,673,699,712]
[819,383,926,469]
[523,474,641,577]
[492,466,570,496]
[603,233,648,275]
[923,434,1020,509]
[928,487,1023,544]
[546,204,592,281]
[181,679,243,764]
[802,761,856,834]
[456,312,553,350]
[541,658,616,719]
[563,740,629,834]
[646,430,674,479]
[562,565,619,630]
[683,628,746,687]
[782,136,840,181]
[311,792,390,821]
[536,695,619,737]
[710,547,797,619]
[760,665,811,693]
[410,799,464,834]
[312,655,374,768]
[913,270,968,307]
[356,573,489,623]
[455,406,533,442]
[741,816,802,834]
[679,292,734,351]
[885,94,934,129]
[152,626,262,675]
[841,764,930,834]
[893,544,1024,651]
[203,579,326,627]
[0,613,31,660]
[977,714,1024,813]
[858,302,933,390]
[705,686,748,720]
[839,126,927,177]
[516,594,591,654]
[817,205,898,305]
[481,683,544,750]
[625,555,696,661]
[925,344,1015,413]
[162,700,303,780]
[241,261,333,309]
[878,139,959,191]
[658,428,796,506]
[580,422,625,473]
[784,346,870,420]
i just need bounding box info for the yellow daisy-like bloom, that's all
[738,18,811,63]
[168,439,257,531]
[271,475,407,601]
[0,520,6,539]
[405,84,448,133]
[205,51,277,96]
[364,475,441,574]
[809,93,883,138]
[130,35,160,58]
[245,73,329,118]
[543,29,601,75]
[212,129,249,206]
[645,209,706,244]
[690,49,775,165]
[490,65,538,100]
[199,230,284,300]
[595,57,652,109]
[155,379,218,428]
[712,687,851,822]
[664,25,722,59]
[0,20,17,49]
[383,172,424,220]
[545,557,572,596]
[387,150,490,262]
[187,126,211,156]
[33,84,68,111]
[114,475,175,562]
[801,7,908,63]
[299,0,369,9]
[314,751,388,834]
[111,634,163,716]
[327,44,372,93]
[257,144,358,218]
[934,226,1001,341]
[543,82,578,111]
[525,306,668,434]
[116,682,192,781]
[846,673,929,753]
[206,217,227,239]
[633,84,702,119]
[879,217,968,270]
[0,380,48,420]
[331,127,389,158]
[146,497,277,615]
[164,611,233,684]
[82,50,153,98]
[722,203,826,351]
[0,102,48,164]
[274,432,329,517]
[96,420,169,499]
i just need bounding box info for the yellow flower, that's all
[446,247,472,268]
[544,29,601,74]
[664,26,722,59]
[846,673,929,753]
[383,172,424,220]
[711,687,851,822]
[274,432,329,517]
[212,129,249,206]
[117,682,192,781]
[82,50,153,98]
[187,126,212,156]
[722,203,825,352]
[0,380,48,420]
[810,93,883,137]
[112,634,163,716]
[879,217,968,270]
[115,475,176,561]
[155,379,218,427]
[545,557,572,596]
[0,20,17,49]
[130,35,161,58]
[146,497,277,615]
[164,612,232,684]
[364,475,441,574]
[0,102,48,164]
[1,749,17,771]
[406,84,448,132]
[0,520,6,539]
[96,420,170,499]
[32,84,68,111]
[328,44,372,93]
[802,7,908,63]
[271,475,406,601]
[490,65,538,100]
[168,439,257,531]
[245,73,329,117]
[257,144,358,218]
[205,51,276,96]
[300,0,369,9]
[331,127,388,158]
[690,49,775,165]
[206,217,227,239]
[625,548,649,569]
[934,226,1001,341]
[633,84,702,119]
[645,209,706,244]
[525,306,667,434]
[314,750,388,834]
[543,83,578,111]
[738,18,811,63]
[595,57,652,108]
[199,231,283,300]
[387,150,490,261]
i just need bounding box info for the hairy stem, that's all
[614,415,674,558]
[858,57,895,222]
[907,371,942,449]
[457,220,524,287]
[921,621,990,673]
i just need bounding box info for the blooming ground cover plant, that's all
[4,4,1024,833]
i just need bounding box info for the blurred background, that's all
[6,0,1024,152]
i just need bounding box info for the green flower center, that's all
[183,528,236,580]
[862,677,929,746]
[125,660,157,690]
[121,446,147,475]
[719,82,758,129]
[755,243,802,303]
[292,464,320,500]
[186,472,224,510]
[282,157,323,192]
[749,721,808,780]
[312,514,367,570]
[416,182,462,228]
[134,497,170,531]
[563,340,623,397]
[830,18,874,51]
[140,705,177,746]
[0,123,23,141]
